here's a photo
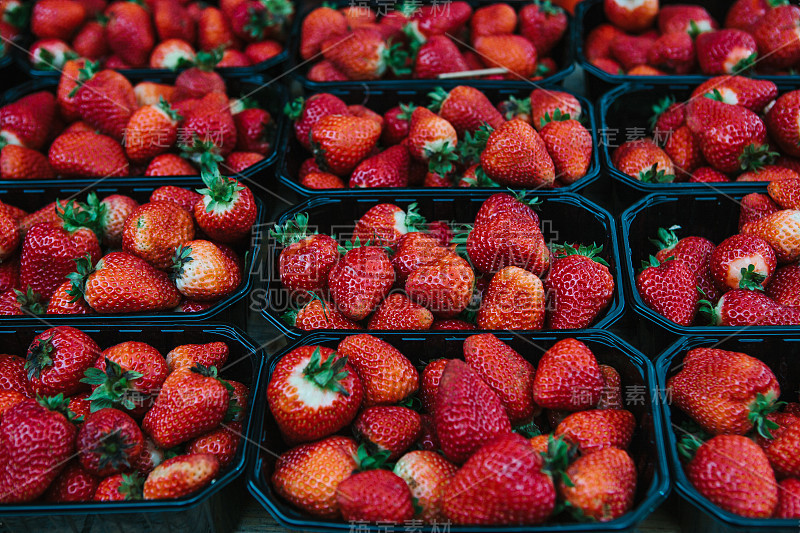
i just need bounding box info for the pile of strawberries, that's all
[0,61,274,180]
[589,0,800,76]
[287,86,593,189]
[22,0,291,72]
[610,76,800,184]
[0,327,248,502]
[635,181,800,326]
[272,192,615,332]
[668,346,800,518]
[268,333,642,524]
[300,1,567,82]
[0,162,257,316]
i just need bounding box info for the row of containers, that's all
[1,323,798,533]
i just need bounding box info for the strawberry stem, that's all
[283,97,305,121]
[749,392,785,439]
[739,143,778,172]
[738,264,767,291]
[458,124,493,165]
[648,225,682,252]
[66,254,96,302]
[81,358,144,412]
[37,393,80,422]
[649,96,675,131]
[302,347,351,396]
[25,334,56,380]
[270,212,311,246]
[427,87,449,113]
[12,286,44,315]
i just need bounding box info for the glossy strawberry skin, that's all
[545,252,614,329]
[142,453,219,500]
[123,201,195,270]
[405,253,474,319]
[77,408,144,476]
[43,462,99,502]
[554,409,635,454]
[481,119,555,188]
[336,469,415,523]
[25,326,100,397]
[559,447,637,522]
[327,246,395,322]
[353,405,422,461]
[636,259,699,326]
[533,338,603,411]
[477,265,545,330]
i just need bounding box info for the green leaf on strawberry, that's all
[81,357,145,412]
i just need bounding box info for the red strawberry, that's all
[753,5,800,71]
[336,469,414,522]
[32,0,86,40]
[353,405,421,460]
[776,478,800,518]
[767,263,800,307]
[428,86,504,138]
[166,342,228,373]
[122,201,194,269]
[637,257,699,325]
[197,6,234,51]
[349,144,410,188]
[0,259,19,293]
[124,98,181,163]
[322,28,408,81]
[77,408,144,476]
[142,453,219,499]
[520,1,567,56]
[300,7,347,60]
[267,345,363,444]
[393,450,457,522]
[301,171,345,189]
[46,280,93,315]
[477,266,545,329]
[767,90,800,158]
[763,420,800,477]
[539,115,593,184]
[310,114,381,176]
[584,23,624,61]
[613,139,675,182]
[691,76,777,112]
[407,1,471,37]
[391,232,450,282]
[307,60,348,82]
[48,132,129,178]
[740,193,780,229]
[0,91,56,150]
[703,288,800,325]
[145,154,196,176]
[709,234,777,291]
[689,167,729,182]
[419,358,449,414]
[104,0,155,67]
[768,177,800,210]
[367,293,434,330]
[610,33,655,70]
[604,0,657,31]
[406,253,474,318]
[43,462,99,502]
[480,119,555,187]
[726,0,776,32]
[93,472,143,501]
[287,298,361,331]
[286,95,348,153]
[149,39,196,69]
[153,0,195,43]
[0,209,18,260]
[648,32,696,74]
[353,203,425,250]
[413,35,469,79]
[0,390,25,416]
[95,193,138,248]
[440,433,555,524]
[532,338,603,411]
[696,29,758,75]
[474,34,537,79]
[233,105,271,155]
[381,103,415,146]
[651,228,719,303]
[555,409,635,453]
[741,209,800,263]
[651,97,685,135]
[559,447,636,522]
[327,243,394,321]
[336,334,418,407]
[193,165,256,243]
[0,353,32,396]
[187,424,241,468]
[664,125,704,180]
[467,212,549,276]
[406,107,458,176]
[659,5,717,34]
[272,213,338,297]
[180,92,237,157]
[687,435,777,518]
[546,244,614,329]
[470,3,517,39]
[171,240,240,301]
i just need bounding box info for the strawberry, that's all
[353,203,425,250]
[192,164,256,243]
[0,91,56,150]
[272,436,358,519]
[470,3,516,39]
[180,92,237,157]
[145,154,196,176]
[95,193,138,248]
[172,53,227,102]
[0,353,32,396]
[124,98,182,164]
[197,6,234,51]
[664,125,704,180]
[244,40,283,63]
[310,114,381,176]
[367,293,434,330]
[610,33,655,70]
[336,469,414,522]
[406,253,474,318]
[30,38,77,71]
[171,241,240,301]
[407,1,471,37]
[648,32,695,74]
[122,201,194,269]
[142,364,230,449]
[477,265,545,330]
[637,257,699,326]
[591,57,623,73]
[272,213,338,297]
[428,86,504,138]
[767,263,800,307]
[267,345,363,444]
[474,192,541,225]
[187,424,241,467]
[166,342,228,373]
[218,49,251,67]
[349,144,410,188]
[322,28,408,81]
[613,139,675,182]
[339,5,376,29]
[43,462,99,502]
[104,0,155,67]
[690,76,777,112]
[474,34,537,79]
[741,209,800,263]
[0,396,78,503]
[47,280,93,315]
[153,0,195,43]
[72,66,137,140]
[546,243,614,329]
[393,450,457,522]
[381,104,415,146]
[149,39,196,69]
[687,435,777,518]
[740,193,780,229]
[603,0,657,32]
[0,390,26,416]
[764,420,800,477]
[696,29,758,75]
[0,209,18,260]
[658,5,717,35]
[539,114,592,184]
[0,287,44,316]
[703,288,800,325]
[307,60,348,81]
[77,408,144,476]
[738,164,800,182]
[520,1,567,56]
[0,259,19,293]
[286,94,349,152]
[532,338,602,411]
[709,234,777,291]
[232,104,271,155]
[584,23,624,61]
[668,347,780,436]
[93,472,144,501]
[726,0,776,33]
[229,0,291,42]
[31,0,86,40]
[767,90,800,158]
[301,171,345,189]
[300,7,347,60]
[559,447,636,522]
[353,405,421,460]
[480,119,555,187]
[650,97,685,134]
[327,243,394,321]
[420,358,449,414]
[48,132,129,178]
[651,228,719,303]
[463,333,536,424]
[392,232,450,282]
[287,297,361,331]
[555,409,635,453]
[223,151,263,173]
[406,107,458,176]
[752,5,800,71]
[336,334,418,407]
[412,35,469,79]
[143,453,219,499]
[440,433,555,524]
[769,178,800,209]
[597,364,623,410]
[467,212,549,276]
[776,478,800,518]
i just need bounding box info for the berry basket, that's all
[656,332,800,533]
[0,322,266,533]
[247,329,670,532]
[260,191,624,340]
[277,85,600,196]
[289,0,575,89]
[0,75,286,188]
[0,181,264,324]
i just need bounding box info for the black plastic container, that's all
[657,332,800,533]
[620,188,776,353]
[0,75,285,188]
[248,329,670,532]
[260,191,624,340]
[290,0,575,89]
[278,85,599,196]
[0,181,264,324]
[575,0,792,98]
[0,322,265,533]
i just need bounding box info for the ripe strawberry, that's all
[648,32,696,74]
[613,139,675,182]
[0,209,18,260]
[520,1,567,56]
[134,81,177,108]
[47,279,93,315]
[353,203,425,250]
[474,34,537,79]
[353,405,421,460]
[763,420,800,477]
[267,345,362,444]
[272,436,358,519]
[539,115,592,184]
[596,364,624,410]
[149,39,196,69]
[367,293,434,330]
[180,92,237,157]
[93,472,144,501]
[310,114,381,176]
[703,288,800,325]
[300,7,347,60]
[232,104,271,155]
[287,297,361,331]
[753,5,800,71]
[775,478,800,518]
[124,98,182,163]
[767,263,800,307]
[767,90,800,158]
[420,358,449,414]
[337,334,418,407]
[218,48,251,67]
[31,0,86,40]
[709,234,777,291]
[413,35,469,79]
[0,91,56,150]
[658,4,716,34]
[559,447,636,522]
[0,353,32,396]
[307,60,348,81]
[349,144,410,188]
[604,0,657,32]
[43,461,99,502]
[546,244,614,329]
[476,265,544,329]
[441,433,555,524]
[474,192,541,225]
[301,171,345,189]
[393,450,457,522]
[637,257,699,326]
[467,213,549,276]
[406,107,458,176]
[480,119,555,187]
[406,253,474,318]
[187,424,241,468]
[142,364,230,449]
[94,193,137,249]
[145,154,196,176]
[143,453,219,499]
[650,97,685,134]
[0,259,19,293]
[30,38,78,71]
[428,86,503,139]
[696,29,758,75]
[663,125,704,180]
[77,408,144,476]
[0,390,26,416]
[197,6,234,51]
[742,209,800,263]
[768,178,800,210]
[322,28,408,81]
[726,0,775,33]
[171,241,240,301]
[610,33,655,71]
[286,94,350,152]
[687,435,777,518]
[691,76,777,112]
[122,201,194,270]
[104,0,155,67]
[584,23,624,61]
[48,132,129,177]
[0,396,78,503]
[153,0,195,43]
[738,163,800,182]
[172,54,226,102]
[532,338,602,411]
[222,151,263,173]
[272,213,338,297]
[651,228,719,303]
[73,65,136,142]
[740,193,780,229]
[555,409,635,453]
[0,287,45,316]
[166,342,228,374]
[407,1,472,37]
[336,469,414,522]
[327,243,394,321]
[470,3,517,39]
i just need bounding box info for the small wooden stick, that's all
[437,67,508,79]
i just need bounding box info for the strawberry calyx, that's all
[733,52,757,75]
[638,163,675,183]
[767,0,790,7]
[749,391,785,439]
[37,393,81,422]
[283,97,305,121]
[281,309,299,326]
[355,443,392,471]
[648,225,681,253]
[697,297,721,325]
[426,87,449,113]
[171,245,194,281]
[404,202,427,232]
[534,0,563,16]
[383,40,412,77]
[261,0,294,25]
[157,96,183,123]
[338,237,371,255]
[739,143,778,172]
[540,434,576,487]
[512,419,541,438]
[57,194,105,238]
[458,124,493,166]
[397,102,417,122]
[3,1,31,29]
[639,254,662,273]
[221,379,241,422]
[270,212,312,246]
[551,243,610,267]
[245,5,272,40]
[401,22,426,57]
[69,60,101,97]
[540,108,571,128]
[739,264,767,291]
[81,357,145,412]
[25,333,57,380]
[687,20,704,40]
[499,96,531,121]
[94,428,137,471]
[117,473,145,500]
[677,421,709,461]
[302,347,351,396]
[12,286,45,316]
[460,166,500,187]
[190,363,221,379]
[649,96,675,130]
[66,254,95,303]
[197,160,246,213]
